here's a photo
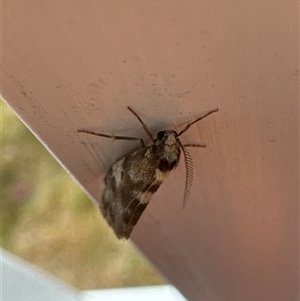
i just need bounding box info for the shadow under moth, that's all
[78,106,218,239]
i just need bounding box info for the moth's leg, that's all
[184,144,206,148]
[183,143,206,148]
[77,129,145,147]
[127,106,154,142]
[178,107,219,136]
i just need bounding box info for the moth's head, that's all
[155,130,178,145]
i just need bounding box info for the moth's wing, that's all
[99,146,161,239]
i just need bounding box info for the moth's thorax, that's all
[154,130,181,171]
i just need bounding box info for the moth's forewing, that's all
[99,146,157,239]
[98,133,181,239]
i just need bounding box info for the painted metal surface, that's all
[2,1,298,300]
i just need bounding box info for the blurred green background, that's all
[1,99,164,289]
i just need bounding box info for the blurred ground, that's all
[1,99,165,289]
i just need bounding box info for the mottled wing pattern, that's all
[98,146,163,239]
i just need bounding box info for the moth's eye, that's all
[157,131,165,140]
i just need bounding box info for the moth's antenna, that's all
[178,141,194,208]
[127,106,154,142]
[178,107,218,137]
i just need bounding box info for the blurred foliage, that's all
[1,99,165,289]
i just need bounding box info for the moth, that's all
[78,106,218,239]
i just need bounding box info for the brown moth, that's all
[78,106,218,239]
